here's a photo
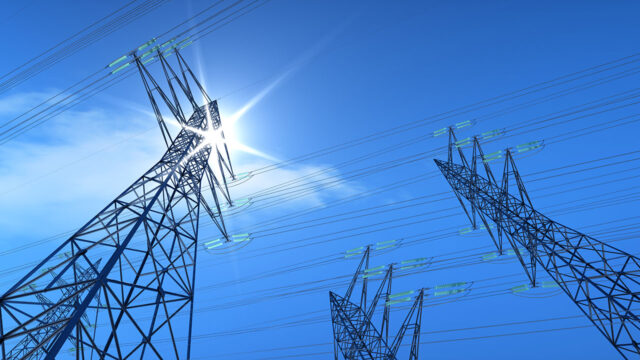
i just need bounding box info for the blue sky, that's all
[1,0,640,359]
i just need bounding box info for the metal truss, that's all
[435,127,640,358]
[330,248,424,360]
[5,262,101,360]
[0,46,234,359]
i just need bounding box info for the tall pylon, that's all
[330,247,425,360]
[435,127,640,358]
[0,41,234,359]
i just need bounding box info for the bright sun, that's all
[178,103,276,175]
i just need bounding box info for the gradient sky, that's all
[1,1,640,359]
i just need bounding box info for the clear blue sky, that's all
[1,0,640,359]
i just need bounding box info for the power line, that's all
[0,0,170,94]
[1,145,637,279]
[0,0,266,144]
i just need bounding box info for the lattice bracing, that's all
[330,248,424,360]
[435,128,640,358]
[0,47,234,360]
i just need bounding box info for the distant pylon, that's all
[0,41,234,359]
[5,261,101,360]
[435,127,640,358]
[330,247,424,360]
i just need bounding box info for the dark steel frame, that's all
[0,48,234,360]
[435,127,640,358]
[330,248,424,360]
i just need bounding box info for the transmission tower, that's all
[435,127,640,358]
[0,42,235,359]
[330,247,424,360]
[5,261,101,360]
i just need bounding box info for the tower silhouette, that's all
[0,44,234,360]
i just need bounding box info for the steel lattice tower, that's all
[435,128,640,358]
[330,247,424,360]
[0,45,234,360]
